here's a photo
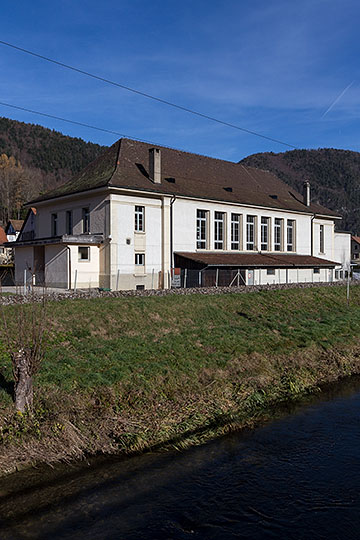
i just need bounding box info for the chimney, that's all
[303,181,310,207]
[149,148,161,184]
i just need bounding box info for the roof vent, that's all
[270,194,278,200]
[149,148,161,184]
[224,187,233,192]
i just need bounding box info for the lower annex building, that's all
[9,138,351,290]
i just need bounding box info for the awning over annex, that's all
[174,252,338,269]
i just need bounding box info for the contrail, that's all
[321,81,354,118]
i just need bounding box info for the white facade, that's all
[11,187,351,290]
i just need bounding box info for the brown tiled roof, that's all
[175,252,338,267]
[352,235,360,244]
[30,139,340,217]
[0,226,7,245]
[5,219,24,233]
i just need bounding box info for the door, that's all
[247,269,254,285]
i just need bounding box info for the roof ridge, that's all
[120,137,244,167]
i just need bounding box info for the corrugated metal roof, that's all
[175,252,338,267]
[29,139,340,218]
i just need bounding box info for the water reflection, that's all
[1,376,360,539]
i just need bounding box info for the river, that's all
[1,376,360,539]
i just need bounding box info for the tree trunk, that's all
[12,350,33,412]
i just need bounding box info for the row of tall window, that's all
[51,208,90,236]
[196,210,296,252]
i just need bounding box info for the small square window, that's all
[135,253,145,266]
[78,246,90,261]
[136,284,145,290]
[313,267,320,274]
[267,268,275,275]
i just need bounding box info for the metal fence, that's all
[173,268,247,289]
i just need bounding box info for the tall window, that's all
[320,224,324,253]
[82,207,90,233]
[287,220,295,252]
[51,213,57,236]
[231,213,240,250]
[196,209,207,249]
[274,218,283,251]
[135,253,145,266]
[214,212,225,249]
[66,210,73,235]
[135,206,145,232]
[246,215,256,250]
[261,217,269,251]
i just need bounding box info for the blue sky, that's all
[1,0,360,161]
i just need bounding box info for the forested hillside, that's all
[1,116,359,234]
[241,148,360,233]
[0,117,104,223]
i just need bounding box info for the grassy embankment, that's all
[1,285,360,474]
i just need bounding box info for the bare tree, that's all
[1,294,48,412]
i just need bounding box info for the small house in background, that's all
[5,219,24,242]
[0,226,11,264]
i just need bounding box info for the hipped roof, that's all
[30,138,340,217]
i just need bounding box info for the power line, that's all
[0,100,162,146]
[0,39,297,149]
[0,100,288,189]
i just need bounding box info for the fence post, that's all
[184,268,187,288]
[215,268,219,287]
[23,269,27,295]
[74,269,78,292]
[199,270,202,287]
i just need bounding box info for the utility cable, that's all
[0,101,163,146]
[0,39,297,149]
[0,101,284,189]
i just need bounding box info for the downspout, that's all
[311,215,315,256]
[170,195,176,271]
[66,245,71,290]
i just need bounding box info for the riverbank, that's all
[1,284,360,475]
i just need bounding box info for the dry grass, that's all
[1,285,360,473]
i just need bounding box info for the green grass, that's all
[1,285,359,394]
[37,286,360,388]
[2,284,360,473]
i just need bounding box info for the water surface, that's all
[1,377,360,539]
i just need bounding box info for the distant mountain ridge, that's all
[0,116,106,223]
[0,116,105,183]
[1,116,358,233]
[240,148,360,233]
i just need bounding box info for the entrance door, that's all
[247,269,254,285]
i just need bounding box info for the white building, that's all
[9,138,351,290]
